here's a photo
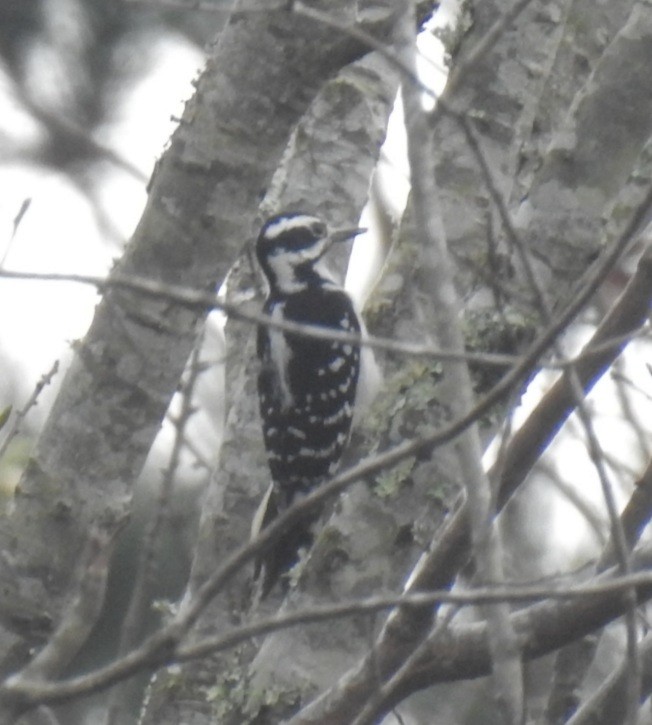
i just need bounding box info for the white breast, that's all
[269,302,293,409]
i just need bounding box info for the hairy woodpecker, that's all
[252,211,369,595]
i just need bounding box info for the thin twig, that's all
[124,0,240,11]
[12,86,148,183]
[438,0,535,107]
[3,268,645,373]
[568,373,640,725]
[458,114,553,318]
[180,569,652,666]
[350,604,461,725]
[538,460,608,546]
[612,356,651,461]
[566,631,652,725]
[164,410,213,471]
[6,562,652,708]
[0,360,60,463]
[399,1,523,721]
[0,198,32,268]
[0,268,531,367]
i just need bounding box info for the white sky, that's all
[0,34,205,410]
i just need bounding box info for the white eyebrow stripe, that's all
[264,215,322,240]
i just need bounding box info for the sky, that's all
[0,31,205,416]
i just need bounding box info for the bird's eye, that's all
[310,221,326,238]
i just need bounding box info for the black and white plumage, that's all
[252,211,367,595]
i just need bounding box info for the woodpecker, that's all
[252,211,369,596]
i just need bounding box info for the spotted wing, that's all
[257,287,361,510]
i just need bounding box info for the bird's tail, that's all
[251,483,316,598]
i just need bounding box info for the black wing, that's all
[257,287,361,509]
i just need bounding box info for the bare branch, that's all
[568,370,640,725]
[566,632,652,725]
[398,2,522,721]
[0,268,528,367]
[7,563,652,710]
[0,360,60,463]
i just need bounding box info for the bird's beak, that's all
[319,227,366,261]
[330,227,367,245]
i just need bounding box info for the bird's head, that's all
[256,212,365,294]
